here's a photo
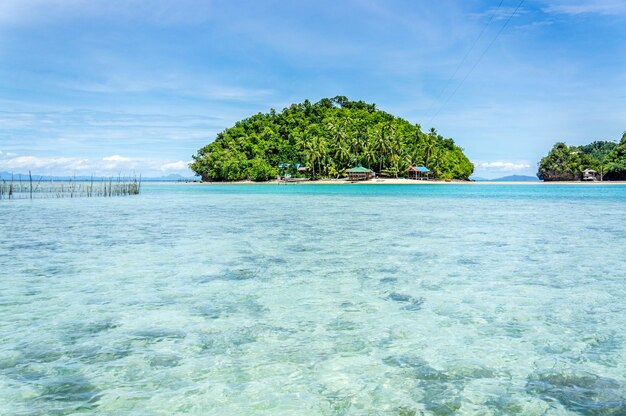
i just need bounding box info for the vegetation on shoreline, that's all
[190,97,474,181]
[537,132,626,181]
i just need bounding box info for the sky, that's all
[0,0,625,178]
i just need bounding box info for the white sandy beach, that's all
[193,178,626,185]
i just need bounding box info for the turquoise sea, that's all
[1,183,626,415]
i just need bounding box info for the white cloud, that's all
[160,160,191,172]
[0,155,90,172]
[103,155,131,162]
[0,153,193,176]
[543,0,626,15]
[478,161,531,170]
[101,156,142,171]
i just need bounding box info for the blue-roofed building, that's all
[407,166,430,180]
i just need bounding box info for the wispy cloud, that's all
[160,160,191,172]
[0,152,194,176]
[543,0,626,15]
[61,77,273,102]
[0,109,221,131]
[0,109,220,157]
[476,5,530,21]
[0,0,214,26]
[102,155,131,162]
[0,155,90,172]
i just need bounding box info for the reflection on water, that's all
[1,184,626,414]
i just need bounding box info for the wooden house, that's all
[407,166,430,180]
[582,168,598,181]
[347,164,374,181]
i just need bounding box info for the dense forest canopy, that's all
[190,97,474,181]
[537,133,626,180]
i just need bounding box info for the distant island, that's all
[537,132,626,181]
[190,97,474,181]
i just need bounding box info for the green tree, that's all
[603,132,626,180]
[537,142,597,181]
[190,97,474,181]
[249,158,277,181]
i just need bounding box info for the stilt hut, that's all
[407,166,430,180]
[582,168,598,181]
[347,164,374,181]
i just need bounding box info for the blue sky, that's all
[0,0,625,178]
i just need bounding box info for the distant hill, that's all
[0,171,198,182]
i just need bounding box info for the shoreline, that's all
[183,178,626,185]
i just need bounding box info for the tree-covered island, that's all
[190,97,474,181]
[537,132,626,181]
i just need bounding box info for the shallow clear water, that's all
[1,183,625,415]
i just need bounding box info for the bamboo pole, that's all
[0,175,141,200]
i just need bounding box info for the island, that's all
[537,132,626,181]
[190,97,474,182]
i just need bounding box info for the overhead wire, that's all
[427,0,526,126]
[423,0,505,121]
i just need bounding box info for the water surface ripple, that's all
[1,184,625,415]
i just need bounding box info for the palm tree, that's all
[327,121,344,144]
[303,141,321,179]
[328,119,352,168]
[424,131,437,167]
[410,147,425,167]
[351,123,367,163]
[314,136,327,177]
[390,152,401,178]
[362,143,376,169]
[371,123,391,173]
[386,124,403,177]
[300,124,328,179]
[334,141,352,166]
[428,147,441,178]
